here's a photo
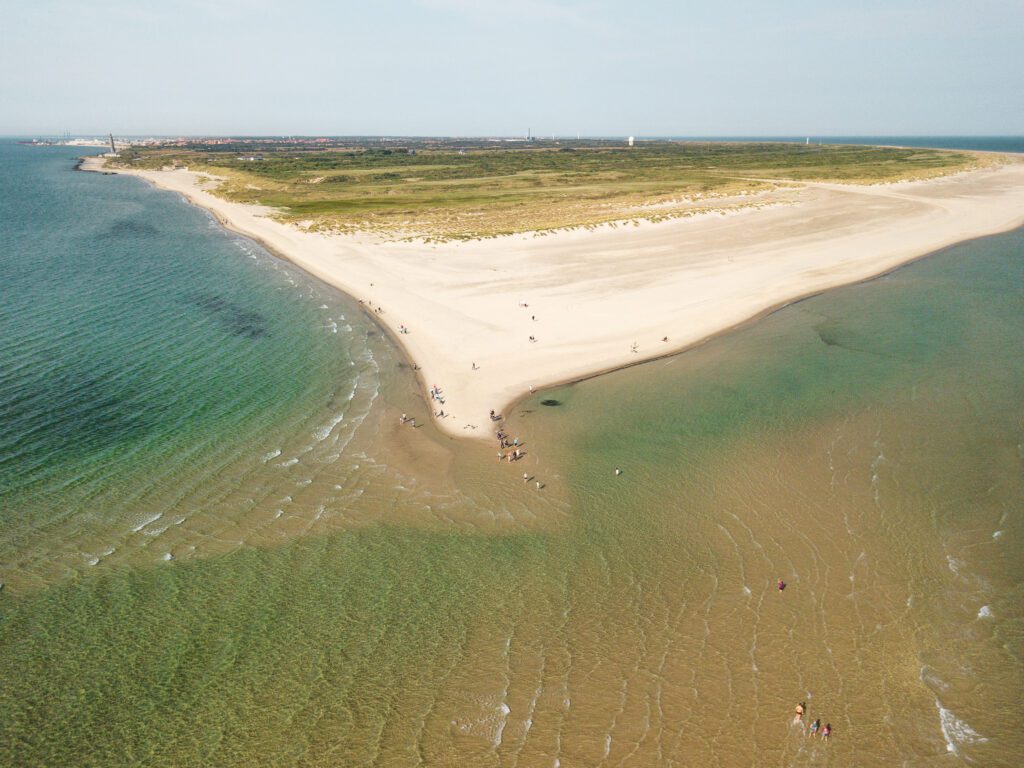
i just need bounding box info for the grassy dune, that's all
[114,140,982,240]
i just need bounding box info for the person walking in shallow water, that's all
[793,702,805,724]
[809,718,820,737]
[821,723,831,741]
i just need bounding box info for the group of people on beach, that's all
[399,383,450,426]
[495,421,524,464]
[398,384,448,429]
[492,414,544,489]
[430,385,446,418]
[793,702,832,741]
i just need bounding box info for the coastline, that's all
[81,154,1024,441]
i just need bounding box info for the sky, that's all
[2,0,1022,136]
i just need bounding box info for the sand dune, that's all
[83,155,1024,439]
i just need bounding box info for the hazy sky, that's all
[3,0,1022,136]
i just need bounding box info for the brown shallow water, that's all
[2,222,1022,766]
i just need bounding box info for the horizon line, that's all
[5,133,1024,140]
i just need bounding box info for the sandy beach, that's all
[82,154,1024,440]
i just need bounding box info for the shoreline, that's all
[80,154,1024,441]
[499,223,1016,422]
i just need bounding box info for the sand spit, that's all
[82,155,1024,440]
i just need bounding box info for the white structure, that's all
[627,136,635,147]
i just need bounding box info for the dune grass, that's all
[113,140,981,240]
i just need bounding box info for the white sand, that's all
[82,155,1024,440]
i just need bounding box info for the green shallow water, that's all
[1,143,1022,766]
[1,528,554,766]
[0,143,398,589]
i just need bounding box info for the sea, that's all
[0,138,1021,766]
[665,136,1024,153]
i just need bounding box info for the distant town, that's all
[20,133,640,156]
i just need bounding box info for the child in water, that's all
[821,723,832,741]
[809,718,820,736]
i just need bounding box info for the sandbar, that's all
[81,154,1024,440]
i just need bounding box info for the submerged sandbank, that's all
[82,154,1024,440]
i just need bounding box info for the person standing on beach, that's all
[821,723,831,741]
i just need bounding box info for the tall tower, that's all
[108,133,116,154]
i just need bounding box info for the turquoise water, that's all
[1,143,1022,766]
[0,143,387,589]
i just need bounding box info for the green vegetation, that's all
[113,140,982,240]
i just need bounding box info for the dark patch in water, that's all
[813,321,885,357]
[814,320,860,351]
[0,368,158,476]
[103,219,159,238]
[182,292,269,339]
[815,325,843,347]
[540,399,561,407]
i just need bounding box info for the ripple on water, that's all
[313,412,346,442]
[131,512,163,533]
[937,702,987,755]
